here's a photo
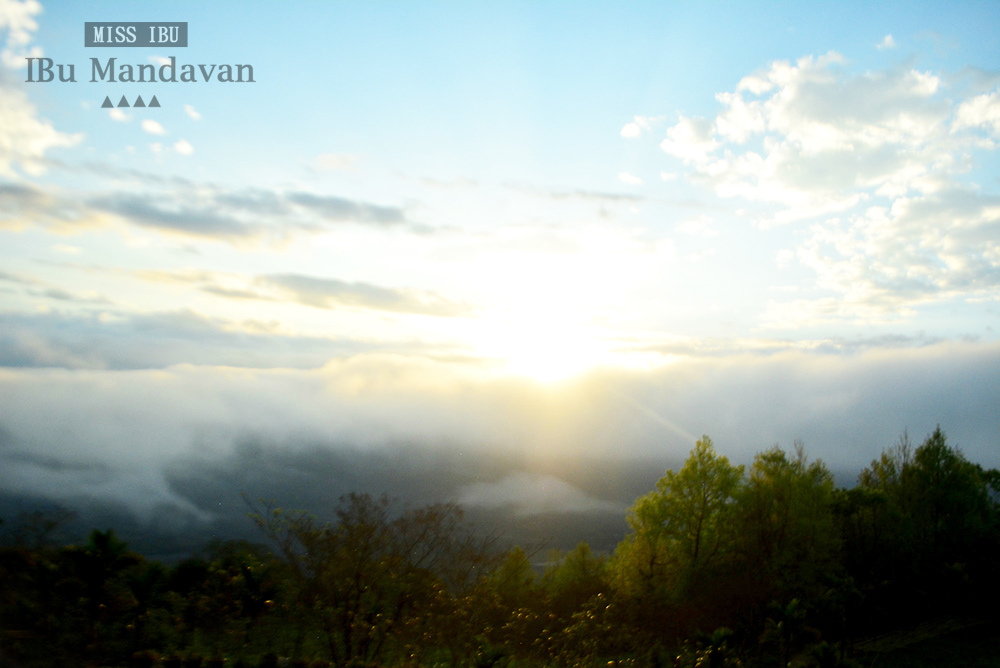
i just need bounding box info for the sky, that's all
[1,1,999,554]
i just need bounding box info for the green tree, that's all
[906,427,991,560]
[736,443,838,603]
[858,428,991,546]
[541,542,608,616]
[250,493,498,665]
[858,430,911,492]
[853,426,999,618]
[607,437,746,646]
[620,436,744,595]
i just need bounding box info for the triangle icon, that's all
[117,95,130,108]
[101,96,113,108]
[149,95,161,108]
[134,95,146,108]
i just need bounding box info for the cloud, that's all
[643,51,1000,324]
[313,153,357,171]
[767,188,1000,325]
[660,115,720,164]
[173,139,194,155]
[0,46,83,175]
[89,192,263,239]
[657,53,959,222]
[287,191,406,225]
[0,181,105,232]
[125,266,472,318]
[108,108,129,122]
[675,214,718,237]
[621,123,642,139]
[0,0,42,68]
[183,104,201,121]
[0,450,209,525]
[953,89,1000,137]
[457,472,623,516]
[142,119,167,135]
[0,309,385,370]
[0,268,39,285]
[0,180,46,212]
[2,178,414,244]
[618,171,642,185]
[25,285,109,304]
[82,185,409,241]
[0,341,998,541]
[877,34,897,50]
[507,182,643,203]
[261,273,471,316]
[620,115,661,138]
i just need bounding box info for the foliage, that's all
[625,436,744,593]
[845,426,1000,625]
[736,442,838,602]
[1,427,998,667]
[248,492,501,665]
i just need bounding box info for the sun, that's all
[439,224,666,382]
[468,313,613,383]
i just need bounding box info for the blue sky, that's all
[1,1,999,533]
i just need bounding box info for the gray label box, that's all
[85,22,188,47]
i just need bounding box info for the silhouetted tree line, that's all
[1,426,998,667]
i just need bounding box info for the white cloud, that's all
[660,171,678,182]
[1,342,998,525]
[173,139,194,155]
[685,247,717,263]
[644,51,1000,324]
[0,0,82,175]
[767,189,1000,326]
[618,171,642,185]
[620,122,642,138]
[0,0,42,68]
[457,473,622,516]
[620,114,660,138]
[141,119,167,135]
[108,108,129,122]
[183,104,201,121]
[149,142,162,153]
[658,53,963,225]
[953,89,1000,138]
[877,34,897,50]
[0,85,82,176]
[737,74,774,95]
[675,214,718,237]
[660,115,719,164]
[313,152,357,171]
[714,90,765,142]
[148,55,171,67]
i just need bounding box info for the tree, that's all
[858,430,911,492]
[906,427,990,559]
[625,436,744,591]
[736,443,838,604]
[842,425,1000,627]
[542,542,608,616]
[249,493,499,665]
[608,437,745,643]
